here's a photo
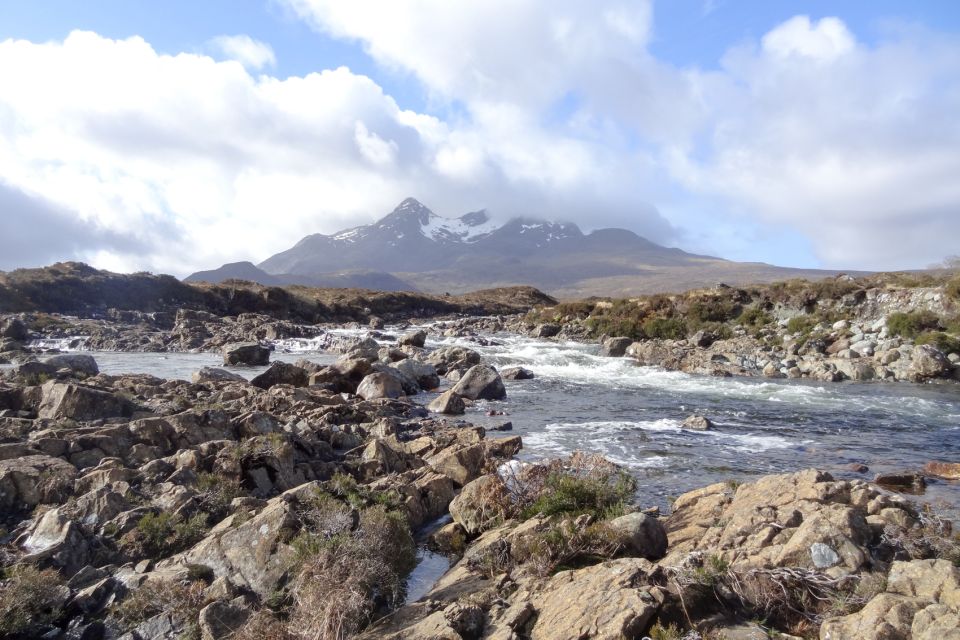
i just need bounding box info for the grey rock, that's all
[427,390,466,415]
[222,342,269,366]
[191,367,246,384]
[356,372,404,400]
[250,361,309,389]
[450,364,506,400]
[609,512,668,559]
[600,337,633,357]
[44,354,99,376]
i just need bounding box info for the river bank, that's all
[1,319,958,639]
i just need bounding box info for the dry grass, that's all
[112,579,208,638]
[0,565,68,637]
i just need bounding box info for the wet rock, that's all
[191,367,246,384]
[848,463,869,473]
[44,354,100,376]
[427,390,466,415]
[608,512,668,559]
[356,372,404,400]
[874,471,926,492]
[221,342,269,366]
[923,461,960,480]
[600,337,633,357]
[535,323,561,338]
[425,346,482,374]
[450,364,506,401]
[250,361,309,389]
[390,358,440,390]
[681,415,714,430]
[501,366,535,380]
[398,329,427,348]
[37,382,131,421]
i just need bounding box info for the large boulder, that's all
[356,372,404,400]
[44,354,99,376]
[222,342,269,366]
[427,443,487,487]
[37,382,131,421]
[600,337,633,357]
[427,390,466,415]
[250,361,309,389]
[450,365,506,401]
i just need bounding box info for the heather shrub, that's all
[886,310,942,339]
[0,565,68,637]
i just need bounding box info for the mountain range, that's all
[187,198,858,297]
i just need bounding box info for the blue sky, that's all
[0,1,958,275]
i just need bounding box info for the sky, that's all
[1,0,959,276]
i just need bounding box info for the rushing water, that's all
[14,328,960,513]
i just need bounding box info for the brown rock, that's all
[923,461,960,480]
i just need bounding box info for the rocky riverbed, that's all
[0,316,958,640]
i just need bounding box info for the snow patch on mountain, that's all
[419,210,500,243]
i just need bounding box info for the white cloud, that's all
[209,34,276,69]
[0,29,673,276]
[1,6,959,276]
[761,16,855,61]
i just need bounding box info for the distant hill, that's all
[0,262,553,320]
[189,198,867,298]
[184,261,417,292]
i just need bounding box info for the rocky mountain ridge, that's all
[189,198,862,297]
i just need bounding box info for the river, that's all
[18,327,960,514]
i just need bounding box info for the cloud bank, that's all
[0,4,958,275]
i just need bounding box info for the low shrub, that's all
[946,274,960,301]
[121,511,210,558]
[886,310,942,339]
[196,472,245,516]
[286,505,416,640]
[786,315,817,336]
[642,316,687,340]
[915,331,960,355]
[737,306,772,329]
[0,565,67,637]
[509,453,637,520]
[685,296,740,323]
[511,520,627,576]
